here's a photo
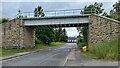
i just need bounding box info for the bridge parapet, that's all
[16,9,99,18]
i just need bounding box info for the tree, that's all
[102,12,109,17]
[35,27,56,44]
[77,2,104,47]
[113,1,120,13]
[81,2,104,14]
[63,28,67,36]
[54,29,59,42]
[59,34,67,42]
[39,34,50,44]
[58,27,63,41]
[34,6,56,44]
[0,18,9,23]
[109,1,120,21]
[58,28,68,42]
[54,28,68,42]
[34,6,45,17]
[81,25,88,44]
[62,28,68,42]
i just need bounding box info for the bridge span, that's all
[23,15,89,27]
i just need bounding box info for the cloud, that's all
[66,27,79,37]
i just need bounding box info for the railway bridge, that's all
[1,9,119,48]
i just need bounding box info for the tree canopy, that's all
[36,27,68,44]
[34,6,45,17]
[81,2,104,14]
[109,1,120,21]
[35,28,55,44]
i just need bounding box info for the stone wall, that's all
[1,19,35,49]
[88,15,120,45]
[0,24,2,48]
[2,19,21,48]
[22,27,35,48]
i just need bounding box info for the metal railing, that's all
[15,8,100,18]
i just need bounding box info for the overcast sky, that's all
[1,2,116,18]
[0,0,118,37]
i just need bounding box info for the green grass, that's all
[0,42,63,56]
[82,39,119,60]
[1,48,30,56]
[82,52,98,59]
[50,42,63,46]
[0,49,2,56]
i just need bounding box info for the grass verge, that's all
[0,42,63,56]
[82,39,119,60]
[50,42,63,46]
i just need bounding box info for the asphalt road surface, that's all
[2,43,77,66]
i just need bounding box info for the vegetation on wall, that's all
[0,18,9,23]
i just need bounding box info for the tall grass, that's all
[88,39,119,60]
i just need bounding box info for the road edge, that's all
[0,47,53,61]
[62,48,72,66]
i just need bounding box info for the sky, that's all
[0,0,118,37]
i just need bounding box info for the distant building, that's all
[67,37,77,43]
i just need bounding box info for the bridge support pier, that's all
[88,15,119,46]
[22,27,35,48]
[1,19,35,49]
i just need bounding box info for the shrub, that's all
[40,35,50,45]
[78,43,87,49]
[35,38,42,44]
